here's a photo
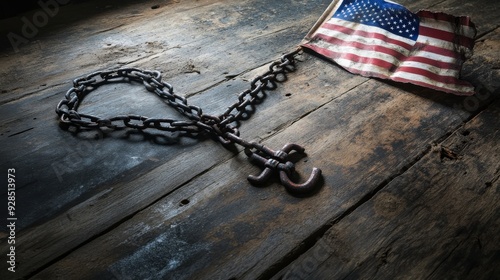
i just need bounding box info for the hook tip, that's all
[279,167,322,194]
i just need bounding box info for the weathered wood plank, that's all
[272,22,500,280]
[2,0,338,275]
[30,9,500,272]
[0,53,365,280]
[0,0,330,105]
[30,60,491,279]
[273,97,500,280]
[0,0,332,231]
[0,0,498,279]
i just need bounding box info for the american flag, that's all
[302,0,477,95]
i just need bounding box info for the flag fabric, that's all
[302,0,477,95]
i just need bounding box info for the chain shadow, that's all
[61,123,210,148]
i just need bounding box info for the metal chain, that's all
[55,48,322,194]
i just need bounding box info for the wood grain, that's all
[0,0,498,279]
[273,98,500,280]
[31,61,491,279]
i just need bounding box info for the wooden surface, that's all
[0,0,498,279]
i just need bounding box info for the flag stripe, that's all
[417,10,476,29]
[307,40,463,79]
[402,56,459,71]
[412,42,460,60]
[396,66,470,86]
[313,33,461,72]
[316,24,464,69]
[314,33,409,61]
[310,42,475,94]
[418,25,475,48]
[312,21,464,67]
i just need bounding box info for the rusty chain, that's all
[55,48,322,194]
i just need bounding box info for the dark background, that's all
[0,0,85,19]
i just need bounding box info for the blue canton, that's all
[333,0,419,40]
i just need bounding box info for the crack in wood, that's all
[0,82,66,106]
[475,24,500,40]
[90,24,126,36]
[259,142,435,279]
[7,127,34,137]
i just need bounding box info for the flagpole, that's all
[302,0,342,43]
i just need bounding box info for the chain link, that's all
[55,48,322,194]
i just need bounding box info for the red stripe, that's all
[323,21,467,59]
[313,34,460,70]
[413,42,460,59]
[419,26,475,48]
[403,56,459,70]
[322,22,414,50]
[303,43,470,85]
[396,66,471,86]
[303,43,396,71]
[417,10,476,29]
[313,33,409,61]
[303,43,474,95]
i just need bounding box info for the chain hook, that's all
[278,143,322,194]
[279,167,322,195]
[246,143,322,194]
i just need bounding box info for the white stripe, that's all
[416,34,463,51]
[316,26,413,55]
[324,18,416,45]
[312,40,400,65]
[329,49,460,81]
[312,38,460,73]
[310,45,474,94]
[397,60,460,77]
[334,57,392,77]
[411,48,458,64]
[384,0,404,6]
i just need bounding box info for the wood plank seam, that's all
[2,0,498,278]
